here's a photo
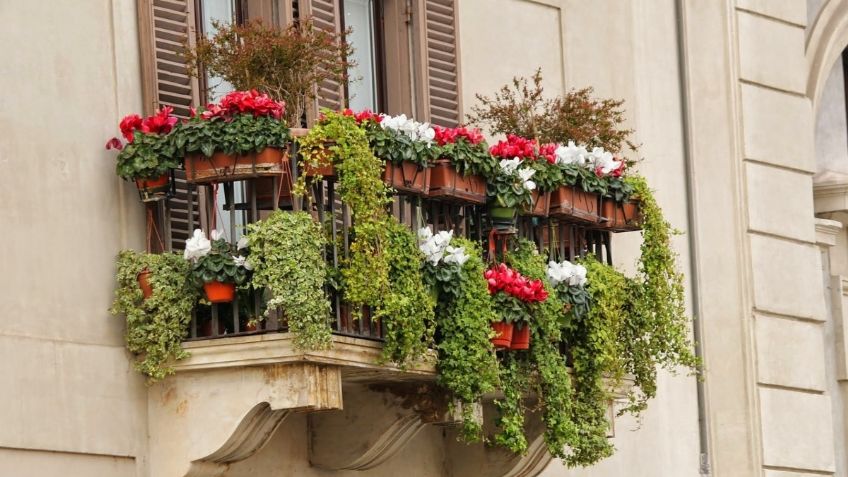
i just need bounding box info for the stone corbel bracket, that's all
[148,362,343,477]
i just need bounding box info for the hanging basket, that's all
[382,160,431,195]
[427,159,487,205]
[549,186,600,223]
[524,190,551,217]
[184,147,291,184]
[510,323,531,350]
[489,205,517,232]
[598,198,642,232]
[135,171,174,203]
[490,321,514,349]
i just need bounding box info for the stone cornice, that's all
[813,171,848,213]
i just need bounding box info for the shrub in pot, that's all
[184,229,250,303]
[105,106,179,199]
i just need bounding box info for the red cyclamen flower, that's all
[489,134,538,160]
[484,263,548,303]
[434,126,484,146]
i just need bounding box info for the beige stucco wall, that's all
[0,0,148,476]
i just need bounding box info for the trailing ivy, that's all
[297,112,391,319]
[245,210,333,350]
[506,241,577,459]
[427,237,500,441]
[494,352,529,454]
[111,251,197,381]
[375,218,436,367]
[624,176,700,413]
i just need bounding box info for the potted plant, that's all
[172,90,291,185]
[363,112,437,195]
[428,126,494,204]
[547,141,615,223]
[490,135,562,217]
[184,229,249,303]
[484,263,547,349]
[598,174,641,232]
[106,106,179,201]
[487,158,536,231]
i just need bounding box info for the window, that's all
[342,0,381,111]
[198,0,241,101]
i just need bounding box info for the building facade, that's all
[2,0,848,475]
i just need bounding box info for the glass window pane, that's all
[201,0,237,102]
[344,0,378,111]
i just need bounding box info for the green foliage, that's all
[523,159,563,192]
[115,132,180,180]
[298,112,392,319]
[375,219,436,367]
[190,238,248,286]
[623,176,700,413]
[110,251,197,381]
[245,210,333,350]
[487,169,534,209]
[184,20,353,126]
[172,114,290,158]
[427,237,500,441]
[469,68,635,152]
[494,353,529,454]
[437,137,498,177]
[366,122,439,167]
[506,241,577,459]
[492,292,531,324]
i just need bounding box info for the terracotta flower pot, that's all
[135,174,170,191]
[184,147,290,184]
[549,186,600,223]
[382,160,431,195]
[137,269,153,299]
[510,323,531,350]
[302,140,337,178]
[427,159,487,204]
[599,199,642,232]
[203,281,236,303]
[490,321,514,349]
[489,205,517,231]
[525,190,551,217]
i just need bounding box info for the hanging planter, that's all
[428,159,487,204]
[510,323,531,350]
[137,269,153,299]
[490,321,514,349]
[184,147,292,184]
[599,198,642,232]
[382,160,431,195]
[489,205,518,231]
[203,281,236,303]
[525,190,551,217]
[135,174,169,192]
[549,186,600,223]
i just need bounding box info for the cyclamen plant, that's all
[433,125,497,177]
[490,135,562,191]
[484,263,548,326]
[547,259,591,319]
[488,158,537,209]
[361,111,438,167]
[106,106,180,180]
[183,229,250,287]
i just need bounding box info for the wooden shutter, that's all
[138,0,203,251]
[301,0,346,119]
[414,0,461,127]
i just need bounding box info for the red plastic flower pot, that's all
[135,174,169,191]
[510,323,531,350]
[203,281,236,303]
[490,321,514,349]
[137,269,153,299]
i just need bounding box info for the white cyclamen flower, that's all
[569,264,588,287]
[591,147,622,175]
[433,230,454,247]
[232,255,253,271]
[418,123,436,144]
[210,229,224,241]
[443,246,469,266]
[237,235,249,250]
[555,141,589,166]
[517,168,537,191]
[184,229,212,261]
[417,226,433,242]
[499,157,521,175]
[546,260,588,287]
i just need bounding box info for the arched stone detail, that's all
[185,404,291,477]
[807,0,848,110]
[499,434,554,477]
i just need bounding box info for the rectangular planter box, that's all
[382,160,431,196]
[427,159,486,205]
[184,147,290,184]
[549,186,600,223]
[524,190,551,217]
[599,199,642,232]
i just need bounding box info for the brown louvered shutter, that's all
[138,0,203,250]
[415,0,461,127]
[301,0,346,120]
